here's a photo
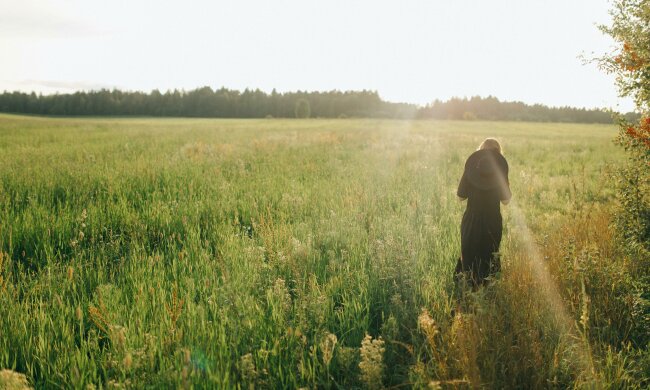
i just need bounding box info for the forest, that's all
[0,88,637,123]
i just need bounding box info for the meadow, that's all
[0,114,646,388]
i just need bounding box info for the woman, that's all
[455,138,511,288]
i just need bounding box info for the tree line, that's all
[0,87,637,123]
[416,96,638,123]
[0,88,415,119]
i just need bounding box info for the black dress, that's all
[455,149,511,287]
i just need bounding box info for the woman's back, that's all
[455,143,511,288]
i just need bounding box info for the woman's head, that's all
[478,138,502,154]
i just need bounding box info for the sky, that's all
[0,0,636,111]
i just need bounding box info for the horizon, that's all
[0,0,637,112]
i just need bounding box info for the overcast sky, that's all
[0,0,635,111]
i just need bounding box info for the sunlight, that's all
[505,200,599,385]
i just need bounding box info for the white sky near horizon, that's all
[0,0,636,111]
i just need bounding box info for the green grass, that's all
[0,114,645,388]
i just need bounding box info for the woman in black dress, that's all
[455,138,511,288]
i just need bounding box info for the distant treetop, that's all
[0,88,637,123]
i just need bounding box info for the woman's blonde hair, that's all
[478,138,502,154]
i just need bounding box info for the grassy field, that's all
[0,114,646,388]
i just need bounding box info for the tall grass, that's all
[0,114,646,388]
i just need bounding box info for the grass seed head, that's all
[320,332,338,367]
[418,309,439,349]
[122,353,132,370]
[239,353,257,383]
[0,369,31,390]
[183,348,191,365]
[109,325,127,349]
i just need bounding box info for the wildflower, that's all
[359,334,385,389]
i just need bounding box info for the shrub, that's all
[597,0,650,368]
[598,0,650,255]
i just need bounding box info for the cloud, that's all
[5,79,120,93]
[0,2,108,39]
